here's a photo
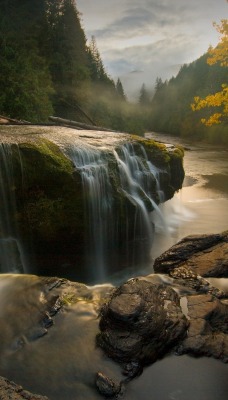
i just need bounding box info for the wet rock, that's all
[0,376,49,399]
[154,232,228,277]
[95,372,123,398]
[97,278,188,366]
[169,265,226,298]
[122,361,143,381]
[176,294,228,362]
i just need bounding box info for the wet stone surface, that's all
[97,278,189,367]
[154,232,228,277]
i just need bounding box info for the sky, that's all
[76,0,228,99]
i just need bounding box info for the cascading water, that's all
[67,142,167,280]
[67,145,115,280]
[0,144,27,273]
[113,143,167,266]
[113,144,154,264]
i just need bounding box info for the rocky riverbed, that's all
[0,232,227,399]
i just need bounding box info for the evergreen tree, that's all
[0,0,54,121]
[139,83,150,106]
[154,77,164,92]
[116,78,126,100]
[149,51,227,143]
[87,36,115,89]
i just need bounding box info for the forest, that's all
[0,0,227,144]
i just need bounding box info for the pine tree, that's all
[116,78,126,101]
[0,0,54,121]
[139,83,150,106]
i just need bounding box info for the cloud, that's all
[77,0,228,97]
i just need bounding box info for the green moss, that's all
[13,138,85,245]
[18,138,74,179]
[129,134,171,165]
[170,146,185,159]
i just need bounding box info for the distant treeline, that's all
[0,0,227,144]
[147,53,228,145]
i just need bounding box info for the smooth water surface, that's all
[0,274,227,400]
[147,133,228,264]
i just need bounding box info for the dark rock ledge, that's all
[154,231,228,277]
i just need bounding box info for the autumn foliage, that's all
[191,19,228,126]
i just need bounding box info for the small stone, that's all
[95,372,121,398]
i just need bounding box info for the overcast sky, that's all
[76,0,227,99]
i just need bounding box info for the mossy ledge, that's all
[0,125,185,280]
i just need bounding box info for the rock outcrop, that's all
[97,278,188,369]
[152,231,228,363]
[176,293,228,362]
[153,231,228,277]
[0,125,184,280]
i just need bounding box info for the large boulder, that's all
[97,278,188,369]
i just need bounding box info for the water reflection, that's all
[125,355,228,400]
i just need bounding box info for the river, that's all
[148,132,228,258]
[0,132,227,399]
[108,132,228,284]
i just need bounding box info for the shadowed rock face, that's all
[153,232,228,277]
[97,278,189,366]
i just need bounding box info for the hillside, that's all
[148,52,227,145]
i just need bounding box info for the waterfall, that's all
[67,142,166,280]
[113,144,154,260]
[67,145,114,280]
[0,144,27,273]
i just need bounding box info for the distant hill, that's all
[148,51,227,145]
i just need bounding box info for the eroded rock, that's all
[154,232,228,277]
[177,294,228,362]
[97,278,188,367]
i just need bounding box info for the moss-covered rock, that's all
[9,139,85,277]
[0,126,185,281]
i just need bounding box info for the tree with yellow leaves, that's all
[191,19,228,126]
